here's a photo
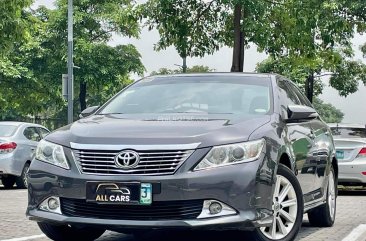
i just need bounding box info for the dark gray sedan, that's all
[27,73,338,241]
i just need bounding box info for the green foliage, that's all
[33,0,145,115]
[255,0,366,97]
[313,98,344,123]
[0,0,33,56]
[256,57,323,95]
[0,0,145,125]
[140,0,229,58]
[150,65,214,75]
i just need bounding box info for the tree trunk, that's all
[231,4,244,72]
[305,73,314,103]
[79,81,87,111]
[182,56,187,73]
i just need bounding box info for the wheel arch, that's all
[277,151,295,173]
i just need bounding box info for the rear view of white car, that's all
[0,122,49,189]
[329,123,366,187]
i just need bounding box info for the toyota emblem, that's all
[115,150,140,169]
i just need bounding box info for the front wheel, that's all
[251,164,304,241]
[308,166,336,227]
[38,222,105,241]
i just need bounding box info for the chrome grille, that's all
[73,149,194,175]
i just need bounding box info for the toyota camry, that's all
[27,73,338,241]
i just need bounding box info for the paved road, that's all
[0,187,365,241]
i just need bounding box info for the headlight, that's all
[194,139,265,171]
[35,140,70,169]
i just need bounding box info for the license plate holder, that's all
[86,182,152,205]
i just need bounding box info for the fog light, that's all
[39,196,62,214]
[48,197,60,210]
[209,202,222,214]
[197,200,237,219]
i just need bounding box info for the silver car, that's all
[0,122,50,189]
[329,123,366,187]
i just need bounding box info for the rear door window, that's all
[331,127,366,138]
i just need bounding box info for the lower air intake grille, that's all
[61,198,203,220]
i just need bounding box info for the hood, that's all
[46,114,271,148]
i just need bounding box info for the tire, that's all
[251,164,304,241]
[308,166,336,227]
[16,163,30,189]
[38,222,105,241]
[1,175,16,189]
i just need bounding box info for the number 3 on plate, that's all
[140,183,152,205]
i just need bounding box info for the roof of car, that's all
[328,123,366,129]
[150,72,274,79]
[0,121,45,128]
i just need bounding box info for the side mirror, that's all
[286,105,318,122]
[79,106,99,118]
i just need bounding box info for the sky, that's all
[33,0,366,124]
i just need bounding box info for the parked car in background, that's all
[329,123,366,187]
[27,73,337,241]
[0,122,50,189]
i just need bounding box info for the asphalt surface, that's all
[0,186,365,241]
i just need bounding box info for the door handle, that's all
[309,132,315,139]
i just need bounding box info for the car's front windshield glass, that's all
[331,127,366,138]
[99,76,273,115]
[0,125,17,137]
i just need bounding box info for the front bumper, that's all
[338,160,366,185]
[27,148,275,231]
[0,154,18,176]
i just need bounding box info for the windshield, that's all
[331,127,366,138]
[99,76,272,115]
[0,125,17,137]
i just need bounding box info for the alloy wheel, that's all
[260,175,298,240]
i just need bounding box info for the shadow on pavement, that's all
[338,187,366,196]
[99,230,254,241]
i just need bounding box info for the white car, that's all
[329,123,366,187]
[0,122,50,188]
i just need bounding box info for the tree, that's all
[254,0,366,102]
[0,4,49,119]
[150,65,214,75]
[313,98,344,123]
[0,0,33,56]
[34,0,145,113]
[140,0,229,68]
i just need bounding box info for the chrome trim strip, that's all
[70,142,201,151]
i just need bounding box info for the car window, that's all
[0,125,18,137]
[331,127,366,138]
[287,81,313,107]
[38,128,50,138]
[99,76,273,116]
[277,79,301,117]
[23,127,42,142]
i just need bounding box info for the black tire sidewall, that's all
[16,163,30,189]
[254,164,304,241]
